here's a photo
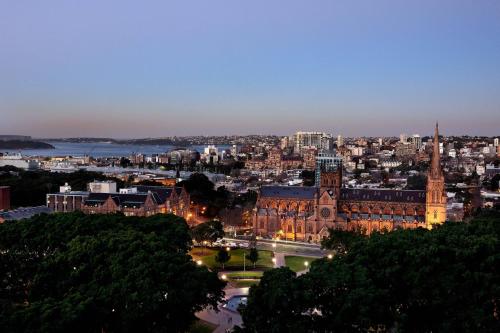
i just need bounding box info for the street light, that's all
[196,260,203,266]
[221,274,227,280]
[272,258,277,264]
[327,254,333,260]
[226,247,231,252]
[304,261,309,268]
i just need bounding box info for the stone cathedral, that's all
[253,124,447,242]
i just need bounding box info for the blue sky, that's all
[1,0,499,138]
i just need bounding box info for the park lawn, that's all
[225,271,264,278]
[188,319,216,333]
[190,248,273,270]
[285,256,319,272]
[231,279,260,288]
[190,247,218,260]
[225,271,264,288]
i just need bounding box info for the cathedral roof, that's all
[260,186,317,199]
[340,188,426,203]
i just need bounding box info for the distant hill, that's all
[0,140,55,150]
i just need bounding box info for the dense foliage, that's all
[245,248,259,268]
[0,212,225,333]
[405,174,427,190]
[239,212,500,332]
[215,248,231,269]
[300,170,315,187]
[178,173,230,217]
[191,220,225,244]
[0,167,124,208]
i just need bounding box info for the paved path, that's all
[195,286,248,333]
[195,250,324,332]
[273,252,286,268]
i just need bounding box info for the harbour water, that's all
[1,142,229,158]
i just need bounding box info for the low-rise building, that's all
[0,186,10,211]
[0,153,40,170]
[47,182,190,219]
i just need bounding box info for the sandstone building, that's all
[254,124,447,242]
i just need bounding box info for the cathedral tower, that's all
[425,123,447,228]
[320,166,342,199]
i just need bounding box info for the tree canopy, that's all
[177,173,230,217]
[239,212,500,332]
[0,167,125,208]
[245,248,259,268]
[215,248,231,269]
[406,174,428,190]
[191,220,225,244]
[0,212,225,333]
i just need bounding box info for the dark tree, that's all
[0,212,225,333]
[320,227,366,254]
[177,173,229,217]
[238,212,500,332]
[245,248,259,268]
[406,174,428,190]
[300,170,315,187]
[489,174,500,191]
[238,268,309,333]
[191,220,225,245]
[215,248,231,269]
[0,168,124,208]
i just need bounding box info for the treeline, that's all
[0,167,124,207]
[237,212,500,332]
[0,212,225,333]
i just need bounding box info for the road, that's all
[224,237,327,257]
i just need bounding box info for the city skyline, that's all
[1,0,500,137]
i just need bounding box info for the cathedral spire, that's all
[426,123,446,228]
[430,122,442,178]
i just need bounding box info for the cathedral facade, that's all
[253,124,447,242]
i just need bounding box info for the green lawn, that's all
[225,271,264,279]
[188,319,216,333]
[225,271,263,288]
[231,279,260,288]
[190,247,274,270]
[284,256,319,272]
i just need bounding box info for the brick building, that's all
[0,186,10,211]
[47,183,190,219]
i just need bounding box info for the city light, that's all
[304,261,309,267]
[196,260,203,266]
[221,274,227,280]
[327,254,333,259]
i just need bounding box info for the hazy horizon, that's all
[1,0,500,137]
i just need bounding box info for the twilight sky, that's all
[1,0,499,138]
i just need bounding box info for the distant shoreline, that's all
[0,140,55,150]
